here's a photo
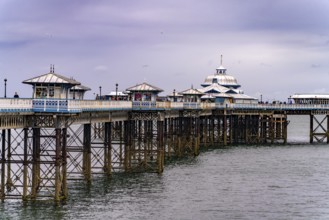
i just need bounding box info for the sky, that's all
[1,0,329,101]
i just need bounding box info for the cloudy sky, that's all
[1,0,329,101]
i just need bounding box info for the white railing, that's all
[183,102,201,109]
[216,103,329,111]
[201,102,216,110]
[156,101,171,109]
[2,98,329,114]
[74,100,132,112]
[170,102,184,109]
[0,98,33,112]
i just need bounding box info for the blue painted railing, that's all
[32,99,70,113]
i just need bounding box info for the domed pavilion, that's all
[201,55,240,90]
[199,55,257,104]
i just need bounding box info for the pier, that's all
[1,61,329,202]
[1,98,329,202]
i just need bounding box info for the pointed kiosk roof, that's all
[126,82,163,93]
[180,87,204,96]
[22,65,80,86]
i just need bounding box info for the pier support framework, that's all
[0,109,294,203]
[124,111,164,173]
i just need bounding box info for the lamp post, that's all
[115,83,118,100]
[4,78,7,98]
[173,89,176,102]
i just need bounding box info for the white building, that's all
[126,82,163,102]
[290,94,329,104]
[180,87,204,103]
[199,55,257,104]
[23,65,81,99]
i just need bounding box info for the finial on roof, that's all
[50,64,55,73]
[216,55,226,75]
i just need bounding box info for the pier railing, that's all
[31,99,133,113]
[0,98,33,112]
[2,98,329,113]
[71,100,132,112]
[218,103,329,111]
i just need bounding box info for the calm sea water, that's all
[2,115,329,220]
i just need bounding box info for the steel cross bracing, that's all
[0,127,68,202]
[310,114,329,143]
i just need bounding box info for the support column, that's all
[194,117,200,156]
[31,128,40,199]
[310,114,314,143]
[223,112,227,146]
[124,120,131,172]
[178,116,183,157]
[166,118,173,159]
[270,115,275,144]
[1,130,5,202]
[283,115,288,144]
[83,124,91,182]
[119,121,124,166]
[157,120,164,173]
[104,122,112,175]
[327,114,329,144]
[54,128,62,202]
[61,128,68,200]
[22,128,28,201]
[209,116,214,147]
[6,129,13,192]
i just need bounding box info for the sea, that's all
[2,115,329,220]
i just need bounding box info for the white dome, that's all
[202,74,240,88]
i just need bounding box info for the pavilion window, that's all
[135,93,142,101]
[49,88,54,97]
[36,87,47,98]
[144,93,151,101]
